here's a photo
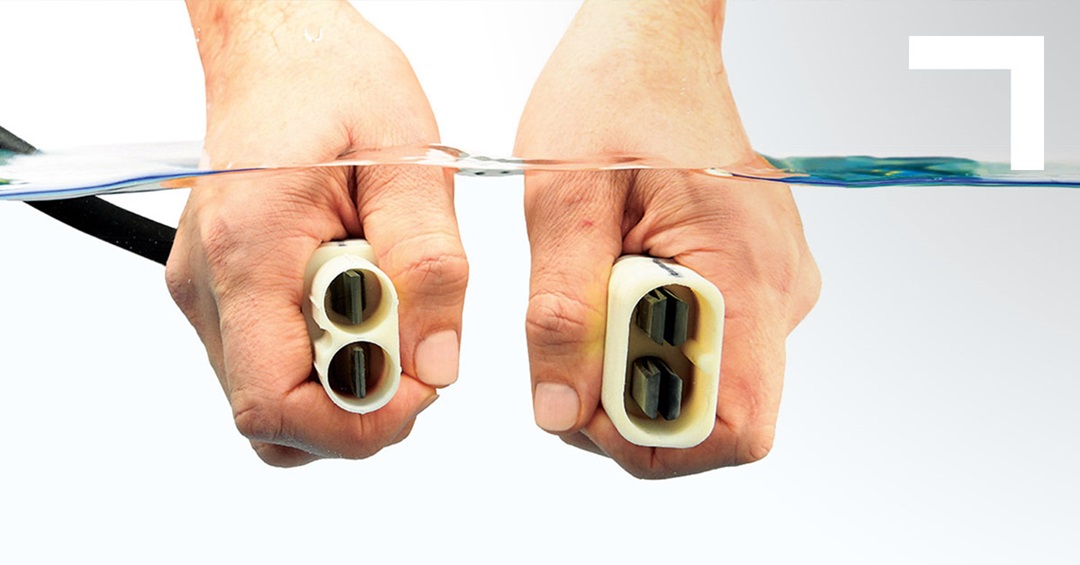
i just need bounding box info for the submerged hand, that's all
[167,1,468,466]
[515,0,820,478]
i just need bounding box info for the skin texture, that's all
[515,0,821,478]
[167,1,468,466]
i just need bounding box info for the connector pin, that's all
[330,269,366,324]
[658,364,683,421]
[664,289,689,347]
[634,289,667,345]
[632,358,662,419]
[634,287,689,346]
[330,342,367,399]
[631,357,684,420]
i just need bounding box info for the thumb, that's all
[523,171,628,434]
[356,165,469,390]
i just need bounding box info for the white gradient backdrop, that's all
[0,1,1077,563]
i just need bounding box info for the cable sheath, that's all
[1,125,176,265]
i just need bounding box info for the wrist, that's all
[186,1,370,89]
[576,0,726,53]
[551,0,727,92]
[517,0,751,166]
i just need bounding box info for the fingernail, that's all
[415,330,460,387]
[533,382,580,433]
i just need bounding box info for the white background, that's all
[1,1,1078,563]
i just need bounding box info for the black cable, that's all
[0,124,36,155]
[1,124,176,265]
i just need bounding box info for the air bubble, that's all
[304,26,323,43]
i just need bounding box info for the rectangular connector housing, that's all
[601,256,725,448]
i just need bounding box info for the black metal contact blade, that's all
[659,288,689,347]
[634,289,668,345]
[330,269,365,324]
[330,343,367,399]
[350,344,367,398]
[631,358,662,419]
[657,361,684,421]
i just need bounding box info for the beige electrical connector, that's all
[303,240,401,414]
[601,256,725,448]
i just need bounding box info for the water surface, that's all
[2,143,1078,201]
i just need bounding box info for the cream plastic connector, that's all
[601,256,725,448]
[303,240,401,414]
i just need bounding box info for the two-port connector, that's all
[601,256,725,448]
[303,242,724,441]
[303,240,401,414]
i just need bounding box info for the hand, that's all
[166,1,468,466]
[515,0,820,478]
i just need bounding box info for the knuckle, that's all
[200,215,243,272]
[397,244,464,296]
[751,241,803,304]
[344,446,383,460]
[199,216,248,300]
[231,390,283,444]
[250,443,310,468]
[388,420,416,447]
[618,450,682,481]
[164,260,196,315]
[196,214,286,304]
[525,290,600,349]
[758,229,819,315]
[251,444,288,467]
[801,253,824,310]
[737,425,776,466]
[768,256,802,299]
[624,464,675,481]
[394,237,470,296]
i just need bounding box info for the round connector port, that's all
[328,341,389,401]
[324,268,384,328]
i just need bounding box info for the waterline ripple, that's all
[2,143,1078,201]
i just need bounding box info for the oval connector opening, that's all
[624,284,698,428]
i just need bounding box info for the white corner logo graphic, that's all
[910,36,1045,171]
